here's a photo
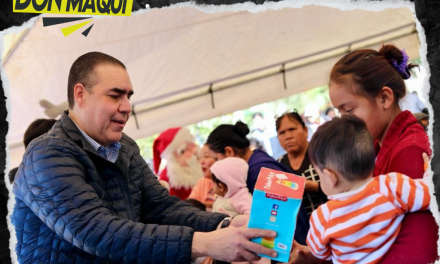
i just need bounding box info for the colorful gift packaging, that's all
[248,167,305,262]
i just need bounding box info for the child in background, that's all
[210,157,270,264]
[289,115,431,264]
[188,144,216,210]
[210,157,252,216]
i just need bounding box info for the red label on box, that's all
[265,193,287,201]
[255,167,305,200]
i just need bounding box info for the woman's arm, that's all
[388,144,429,179]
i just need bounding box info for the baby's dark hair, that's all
[308,115,375,181]
[184,199,206,211]
[211,173,226,188]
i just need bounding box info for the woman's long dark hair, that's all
[206,121,250,157]
[330,44,418,102]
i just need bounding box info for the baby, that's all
[210,157,252,216]
[210,157,270,264]
[290,115,431,264]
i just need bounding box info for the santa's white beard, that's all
[166,155,203,189]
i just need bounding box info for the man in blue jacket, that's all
[12,52,277,264]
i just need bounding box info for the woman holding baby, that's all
[287,45,437,264]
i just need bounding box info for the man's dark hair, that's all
[23,119,57,148]
[308,115,375,181]
[67,52,126,109]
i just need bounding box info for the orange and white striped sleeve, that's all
[380,173,430,213]
[306,204,332,261]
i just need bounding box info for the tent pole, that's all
[208,83,215,109]
[132,29,418,115]
[131,22,416,107]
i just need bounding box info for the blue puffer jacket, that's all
[12,111,226,264]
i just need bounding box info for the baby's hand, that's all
[422,152,431,180]
[281,240,319,264]
[423,152,430,172]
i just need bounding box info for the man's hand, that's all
[192,227,277,262]
[230,215,249,228]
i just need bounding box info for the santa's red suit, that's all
[153,127,202,200]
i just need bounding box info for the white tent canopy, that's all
[4,5,420,167]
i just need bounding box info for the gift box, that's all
[248,167,305,263]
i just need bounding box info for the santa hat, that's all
[152,127,194,174]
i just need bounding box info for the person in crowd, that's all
[153,127,203,200]
[323,107,336,120]
[210,158,270,264]
[0,175,9,264]
[303,104,327,141]
[12,52,278,264]
[317,44,437,264]
[211,157,253,217]
[188,144,216,210]
[8,118,57,183]
[400,90,426,113]
[413,112,429,132]
[2,119,57,264]
[249,137,266,152]
[206,121,309,245]
[250,112,268,152]
[3,119,57,264]
[288,115,431,264]
[276,110,327,215]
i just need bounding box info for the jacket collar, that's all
[60,110,98,155]
[60,110,134,164]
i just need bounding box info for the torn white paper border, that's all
[0,0,437,263]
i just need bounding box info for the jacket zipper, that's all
[117,174,134,221]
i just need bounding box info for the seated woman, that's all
[206,121,310,245]
[188,144,216,210]
[276,110,327,215]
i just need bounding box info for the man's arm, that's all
[13,138,195,263]
[132,145,227,232]
[192,220,278,262]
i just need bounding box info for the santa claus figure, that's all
[153,127,203,200]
